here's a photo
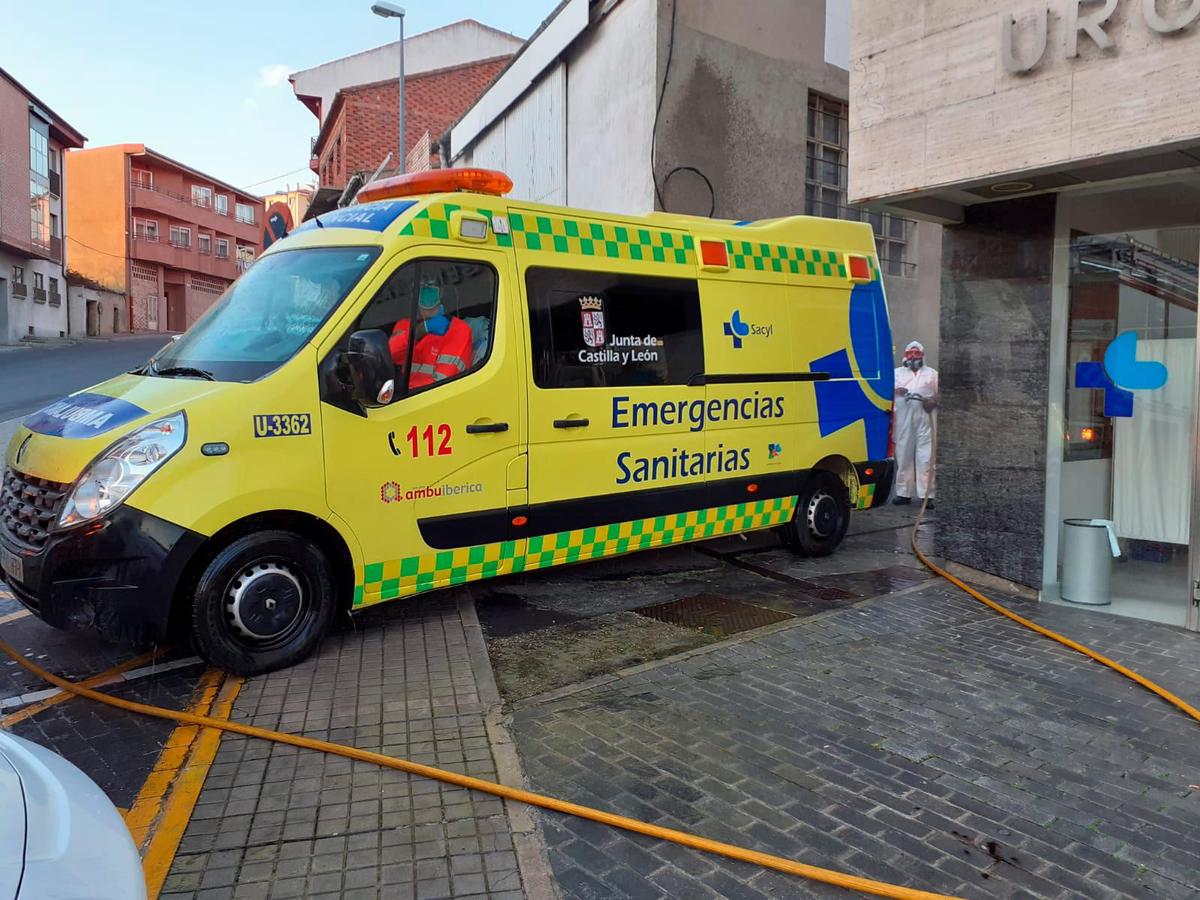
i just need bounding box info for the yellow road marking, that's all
[136,671,244,900]
[0,648,168,730]
[123,668,223,849]
[0,610,30,626]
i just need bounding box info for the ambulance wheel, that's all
[784,472,851,557]
[189,530,335,675]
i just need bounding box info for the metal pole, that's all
[398,12,406,174]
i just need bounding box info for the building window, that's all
[33,273,44,289]
[215,194,229,216]
[49,277,58,294]
[805,94,846,220]
[216,238,229,259]
[135,218,159,241]
[805,93,911,276]
[12,266,24,284]
[169,226,192,249]
[192,185,213,208]
[29,117,50,248]
[132,169,153,189]
[50,213,59,238]
[48,148,59,173]
[198,233,212,255]
[235,202,255,225]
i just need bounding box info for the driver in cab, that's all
[388,283,473,388]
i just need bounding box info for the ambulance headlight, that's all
[59,412,187,528]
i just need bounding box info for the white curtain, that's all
[1113,338,1195,545]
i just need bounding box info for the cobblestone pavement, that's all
[509,554,1200,898]
[160,596,535,900]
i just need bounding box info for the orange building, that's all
[66,145,261,332]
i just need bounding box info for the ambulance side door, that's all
[520,264,707,564]
[318,244,526,607]
[699,277,804,507]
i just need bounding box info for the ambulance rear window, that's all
[526,267,704,389]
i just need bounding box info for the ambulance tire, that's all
[190,530,335,675]
[784,472,851,557]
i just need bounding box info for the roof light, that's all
[356,168,513,203]
[700,240,729,270]
[847,255,872,282]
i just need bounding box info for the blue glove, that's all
[424,314,450,336]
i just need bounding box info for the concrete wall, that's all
[849,0,1200,204]
[68,282,126,336]
[653,0,849,219]
[462,63,568,205]
[936,195,1056,587]
[292,21,524,125]
[566,0,657,213]
[883,220,943,366]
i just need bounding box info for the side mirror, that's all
[343,330,395,409]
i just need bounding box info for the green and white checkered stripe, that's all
[397,201,506,244]
[724,239,851,278]
[354,496,797,608]
[507,211,696,267]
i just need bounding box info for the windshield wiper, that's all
[154,365,215,381]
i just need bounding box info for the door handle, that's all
[553,417,589,429]
[466,421,509,434]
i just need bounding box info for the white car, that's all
[0,732,146,900]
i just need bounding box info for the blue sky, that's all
[4,1,552,196]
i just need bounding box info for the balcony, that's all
[49,170,61,197]
[48,290,62,307]
[11,282,27,298]
[50,236,62,260]
[33,288,46,303]
[128,181,259,242]
[132,231,239,279]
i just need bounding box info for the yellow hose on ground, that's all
[909,410,1200,724]
[0,635,960,900]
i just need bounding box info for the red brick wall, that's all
[0,77,34,254]
[316,55,510,188]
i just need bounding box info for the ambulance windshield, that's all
[141,246,381,382]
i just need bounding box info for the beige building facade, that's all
[851,0,1200,631]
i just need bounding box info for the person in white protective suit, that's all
[893,341,938,507]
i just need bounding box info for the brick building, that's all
[0,67,86,344]
[66,145,261,333]
[312,55,511,187]
[291,20,520,217]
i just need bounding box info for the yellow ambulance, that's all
[0,169,895,674]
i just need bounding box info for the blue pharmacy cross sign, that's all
[1074,331,1168,418]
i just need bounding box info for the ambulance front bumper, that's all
[1,505,205,646]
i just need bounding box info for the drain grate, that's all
[635,593,793,637]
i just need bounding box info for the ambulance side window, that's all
[526,267,703,388]
[348,258,497,399]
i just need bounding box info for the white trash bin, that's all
[1061,518,1120,606]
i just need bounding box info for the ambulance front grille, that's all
[1,467,68,552]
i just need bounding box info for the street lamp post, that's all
[370,2,406,174]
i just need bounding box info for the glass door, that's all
[1052,182,1200,628]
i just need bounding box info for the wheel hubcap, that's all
[806,491,838,538]
[226,562,305,643]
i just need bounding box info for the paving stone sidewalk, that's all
[510,580,1200,899]
[160,596,537,900]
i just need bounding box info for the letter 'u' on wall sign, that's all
[1144,0,1200,33]
[1001,7,1049,73]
